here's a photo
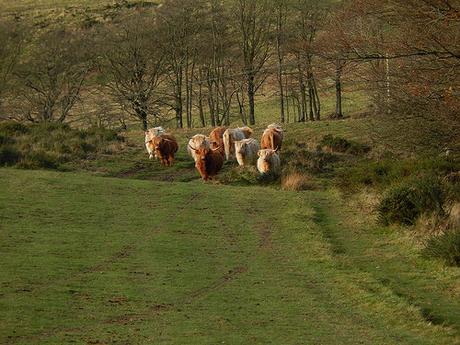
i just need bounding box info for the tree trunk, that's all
[277,62,285,124]
[247,74,256,125]
[198,70,205,127]
[312,76,320,120]
[335,59,343,119]
[276,7,285,123]
[299,79,307,122]
[142,115,148,131]
[237,89,247,125]
[286,93,290,124]
[175,66,183,128]
[308,87,314,121]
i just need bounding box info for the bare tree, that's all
[157,0,207,128]
[273,0,290,123]
[14,28,91,123]
[234,0,272,125]
[0,19,24,118]
[102,14,164,130]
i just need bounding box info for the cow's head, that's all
[190,134,209,151]
[258,148,278,159]
[257,149,278,174]
[234,140,247,156]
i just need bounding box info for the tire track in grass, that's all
[11,264,250,345]
[6,204,250,344]
[310,193,460,337]
[4,231,161,345]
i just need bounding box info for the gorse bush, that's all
[283,148,338,175]
[0,121,29,136]
[0,145,21,166]
[320,134,350,152]
[0,121,123,170]
[319,134,370,155]
[378,175,445,226]
[337,157,460,192]
[16,150,60,169]
[423,228,460,267]
[0,134,15,146]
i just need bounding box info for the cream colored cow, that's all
[257,149,281,175]
[234,138,259,167]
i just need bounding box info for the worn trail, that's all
[0,169,458,345]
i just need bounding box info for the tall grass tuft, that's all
[423,228,460,267]
[281,171,316,191]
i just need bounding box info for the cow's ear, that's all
[257,150,261,157]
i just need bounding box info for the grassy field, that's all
[1,162,459,344]
[0,0,157,12]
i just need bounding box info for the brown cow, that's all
[209,126,227,156]
[189,145,224,181]
[149,134,178,166]
[261,127,283,151]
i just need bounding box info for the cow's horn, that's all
[188,143,197,151]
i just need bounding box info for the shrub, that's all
[281,171,316,191]
[378,175,445,226]
[348,141,371,155]
[0,134,15,145]
[83,127,122,142]
[320,134,350,152]
[423,228,460,267]
[0,121,123,170]
[256,171,280,184]
[16,151,59,169]
[283,148,338,175]
[0,121,29,135]
[319,134,370,155]
[0,146,21,166]
[337,157,460,192]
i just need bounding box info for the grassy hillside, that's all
[1,168,459,344]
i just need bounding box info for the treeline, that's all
[0,0,459,147]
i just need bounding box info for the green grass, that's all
[253,90,371,125]
[0,0,157,12]
[1,168,459,344]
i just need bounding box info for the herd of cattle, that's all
[144,124,284,181]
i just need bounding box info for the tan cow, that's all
[187,134,210,162]
[257,149,281,175]
[223,126,253,160]
[234,138,259,167]
[209,126,227,157]
[267,123,284,140]
[145,126,165,159]
[261,125,283,151]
